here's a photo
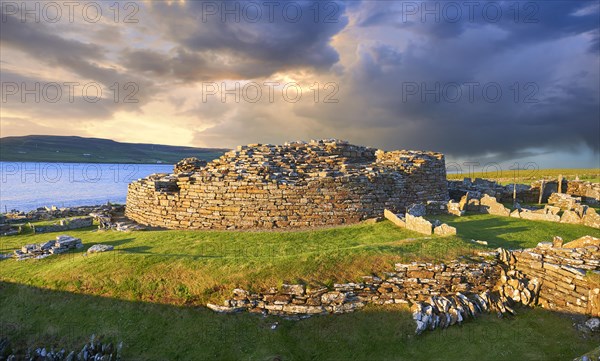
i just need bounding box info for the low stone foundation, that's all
[31,216,93,234]
[209,236,600,333]
[208,257,500,317]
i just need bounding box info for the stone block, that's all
[479,195,510,217]
[406,214,433,235]
[434,224,457,237]
[384,209,406,228]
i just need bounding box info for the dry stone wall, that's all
[209,236,600,334]
[126,140,448,230]
[499,237,600,317]
[208,258,501,317]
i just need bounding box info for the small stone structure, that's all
[12,235,83,260]
[126,140,448,230]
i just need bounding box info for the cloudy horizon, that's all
[1,0,599,169]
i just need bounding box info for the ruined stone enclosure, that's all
[125,140,448,230]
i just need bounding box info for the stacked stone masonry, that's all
[500,237,600,317]
[126,140,448,230]
[210,236,600,331]
[449,178,600,205]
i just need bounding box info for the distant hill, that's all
[0,135,229,164]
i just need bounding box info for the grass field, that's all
[447,168,599,185]
[1,214,599,359]
[2,282,597,360]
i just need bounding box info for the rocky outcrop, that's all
[126,140,448,230]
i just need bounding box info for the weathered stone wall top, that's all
[126,139,448,230]
[184,139,444,184]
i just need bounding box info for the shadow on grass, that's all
[0,281,597,361]
[432,215,538,249]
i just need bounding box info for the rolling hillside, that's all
[0,135,229,164]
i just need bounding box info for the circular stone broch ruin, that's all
[125,139,448,230]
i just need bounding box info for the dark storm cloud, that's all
[308,36,599,158]
[130,0,349,81]
[0,9,157,117]
[356,0,599,50]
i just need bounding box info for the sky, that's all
[1,0,599,170]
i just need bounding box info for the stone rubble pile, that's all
[12,235,83,260]
[173,157,207,174]
[448,178,538,204]
[0,334,123,361]
[512,194,600,229]
[563,180,600,205]
[411,290,516,335]
[126,139,449,230]
[548,193,583,210]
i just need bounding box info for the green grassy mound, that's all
[1,214,599,359]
